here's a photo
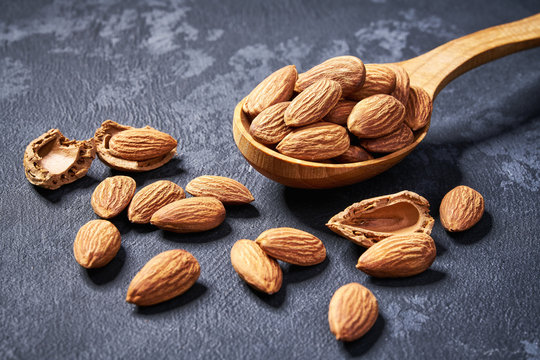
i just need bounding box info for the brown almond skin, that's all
[360,123,414,153]
[405,86,433,131]
[186,175,254,205]
[276,122,350,161]
[328,283,378,341]
[150,197,226,233]
[128,180,186,224]
[230,239,282,294]
[284,79,342,127]
[333,145,373,163]
[256,227,326,266]
[324,100,357,126]
[295,56,366,96]
[347,94,405,139]
[109,128,177,161]
[243,65,297,118]
[73,220,121,269]
[440,186,485,232]
[126,249,200,306]
[91,176,136,219]
[356,233,436,278]
[249,102,292,145]
[389,64,410,105]
[348,64,396,101]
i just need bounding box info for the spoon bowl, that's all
[233,14,540,189]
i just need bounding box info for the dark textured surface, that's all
[1,1,540,359]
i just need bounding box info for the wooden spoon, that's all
[233,14,540,189]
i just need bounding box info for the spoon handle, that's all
[398,13,540,98]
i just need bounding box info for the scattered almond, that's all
[73,220,121,269]
[328,283,378,341]
[324,100,357,126]
[295,56,366,96]
[440,185,485,232]
[186,175,254,205]
[327,190,434,248]
[249,102,292,145]
[347,94,405,139]
[284,79,342,127]
[348,64,396,101]
[150,197,226,233]
[128,180,186,224]
[91,176,136,219]
[360,123,414,153]
[243,65,297,118]
[276,122,350,161]
[356,233,436,278]
[126,249,200,306]
[256,227,326,266]
[333,145,373,163]
[108,128,177,161]
[230,239,282,294]
[404,86,433,131]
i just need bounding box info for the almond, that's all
[389,64,410,105]
[243,65,297,118]
[91,176,136,219]
[360,123,414,153]
[356,233,436,278]
[324,100,357,126]
[249,102,292,145]
[108,128,177,161]
[94,120,176,172]
[276,122,350,161]
[328,283,378,341]
[186,175,254,205]
[347,94,405,139]
[230,239,282,294]
[255,227,326,266]
[150,197,226,233]
[295,56,365,96]
[128,180,186,224]
[284,79,342,127]
[348,64,396,101]
[333,145,373,163]
[404,86,433,131]
[440,186,485,232]
[73,220,121,269]
[327,190,434,248]
[126,249,200,306]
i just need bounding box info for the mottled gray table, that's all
[1,0,539,359]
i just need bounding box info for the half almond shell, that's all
[326,190,434,248]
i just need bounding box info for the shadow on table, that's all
[367,269,446,287]
[110,158,185,186]
[161,221,232,244]
[135,282,208,315]
[33,175,100,203]
[342,314,385,357]
[226,204,260,219]
[448,211,492,245]
[85,246,126,285]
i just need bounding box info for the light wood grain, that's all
[233,14,540,189]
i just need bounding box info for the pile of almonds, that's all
[74,174,254,306]
[244,56,432,163]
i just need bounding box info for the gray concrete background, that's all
[1,0,539,359]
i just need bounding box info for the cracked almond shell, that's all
[24,129,96,190]
[94,120,177,172]
[326,190,434,248]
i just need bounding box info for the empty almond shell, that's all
[326,190,434,248]
[23,129,96,190]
